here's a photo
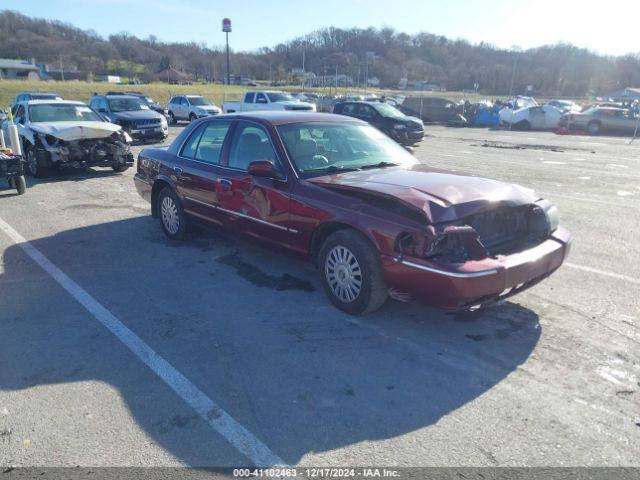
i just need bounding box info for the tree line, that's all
[1,10,639,96]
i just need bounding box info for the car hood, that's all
[111,110,164,121]
[308,165,538,223]
[30,122,122,141]
[193,105,220,112]
[282,101,315,108]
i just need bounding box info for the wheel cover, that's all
[325,245,362,303]
[161,196,180,234]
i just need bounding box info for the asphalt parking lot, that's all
[0,124,638,467]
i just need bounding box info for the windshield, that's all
[108,98,149,112]
[267,92,295,102]
[188,97,212,106]
[374,103,406,119]
[278,122,417,178]
[29,104,104,123]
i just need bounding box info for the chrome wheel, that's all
[325,245,362,303]
[161,196,180,235]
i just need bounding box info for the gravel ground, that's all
[0,124,638,467]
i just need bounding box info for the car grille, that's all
[464,206,543,256]
[135,119,161,128]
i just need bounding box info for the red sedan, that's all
[134,112,571,315]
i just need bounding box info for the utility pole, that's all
[222,18,232,85]
[59,55,65,81]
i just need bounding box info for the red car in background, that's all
[134,112,571,315]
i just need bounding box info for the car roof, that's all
[218,111,364,126]
[185,94,204,98]
[104,94,139,100]
[17,92,60,96]
[338,100,381,105]
[24,99,85,106]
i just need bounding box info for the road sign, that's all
[222,18,232,33]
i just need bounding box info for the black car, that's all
[89,95,168,142]
[107,91,167,116]
[333,101,424,145]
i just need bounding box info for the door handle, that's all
[219,178,232,191]
[173,166,183,177]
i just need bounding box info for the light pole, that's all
[222,18,232,85]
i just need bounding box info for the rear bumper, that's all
[382,227,572,309]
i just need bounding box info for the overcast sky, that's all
[3,0,638,56]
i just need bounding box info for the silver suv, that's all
[167,95,221,124]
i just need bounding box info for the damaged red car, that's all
[134,112,571,315]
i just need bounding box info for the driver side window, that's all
[358,104,376,119]
[228,122,279,171]
[14,105,25,124]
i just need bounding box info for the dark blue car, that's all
[89,95,168,142]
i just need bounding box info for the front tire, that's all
[189,113,196,122]
[168,112,177,125]
[157,187,187,240]
[319,230,388,315]
[24,143,52,178]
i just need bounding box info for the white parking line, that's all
[0,216,284,467]
[565,262,640,285]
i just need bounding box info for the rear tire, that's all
[319,229,388,315]
[514,120,531,130]
[157,187,187,240]
[587,121,601,135]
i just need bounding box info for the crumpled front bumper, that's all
[382,226,572,309]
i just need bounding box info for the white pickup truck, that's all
[222,91,316,113]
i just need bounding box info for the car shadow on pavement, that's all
[0,216,541,466]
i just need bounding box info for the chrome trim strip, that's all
[396,258,499,278]
[216,206,291,232]
[184,196,216,208]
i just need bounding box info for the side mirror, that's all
[248,160,280,178]
[98,108,107,113]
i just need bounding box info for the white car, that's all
[167,95,221,124]
[499,104,563,130]
[546,100,582,114]
[1,100,133,177]
[222,90,316,113]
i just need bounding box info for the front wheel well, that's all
[310,222,376,267]
[151,179,173,217]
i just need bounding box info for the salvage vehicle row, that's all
[1,99,133,177]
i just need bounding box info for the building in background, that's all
[0,58,40,80]
[96,75,122,84]
[38,63,86,81]
[152,67,193,84]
